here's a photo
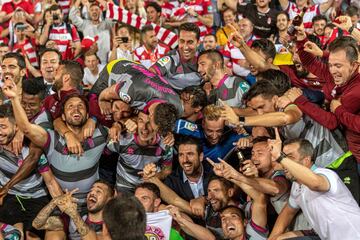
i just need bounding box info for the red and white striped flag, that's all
[106,3,178,49]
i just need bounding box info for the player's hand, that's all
[124,119,137,133]
[82,118,96,139]
[64,132,84,156]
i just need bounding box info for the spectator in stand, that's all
[311,15,328,48]
[34,0,57,26]
[39,5,81,60]
[134,25,170,69]
[273,11,291,54]
[82,50,105,89]
[108,24,135,62]
[0,43,10,63]
[39,48,61,96]
[202,34,218,51]
[345,5,360,29]
[167,0,214,40]
[12,22,38,68]
[223,18,256,77]
[150,23,202,91]
[146,2,162,25]
[123,0,147,18]
[219,0,278,38]
[216,8,237,48]
[69,0,113,65]
[278,0,334,33]
[0,0,34,28]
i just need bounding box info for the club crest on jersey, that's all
[239,81,250,92]
[158,56,170,67]
[267,17,272,25]
[184,122,197,131]
[145,225,165,240]
[119,92,131,103]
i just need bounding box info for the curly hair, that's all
[154,103,178,136]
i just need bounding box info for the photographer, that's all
[39,4,81,60]
[108,24,135,62]
[12,22,38,67]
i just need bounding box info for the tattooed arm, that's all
[32,198,64,231]
[56,192,98,240]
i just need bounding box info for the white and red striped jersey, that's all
[57,0,71,16]
[172,0,214,40]
[222,35,258,77]
[134,43,170,68]
[286,2,320,33]
[48,23,80,60]
[12,38,38,67]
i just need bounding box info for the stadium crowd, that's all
[0,0,360,239]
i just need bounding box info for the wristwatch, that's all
[238,116,245,127]
[276,152,287,163]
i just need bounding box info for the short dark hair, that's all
[49,4,62,12]
[61,60,84,88]
[251,39,276,60]
[219,205,244,221]
[39,48,62,63]
[179,23,200,41]
[154,102,178,136]
[0,104,15,123]
[103,196,146,240]
[243,79,280,103]
[204,33,217,42]
[312,14,327,24]
[2,52,26,69]
[140,24,154,36]
[146,2,161,13]
[256,69,291,96]
[328,36,359,63]
[276,11,289,20]
[22,77,47,100]
[177,136,203,155]
[252,136,271,145]
[135,182,161,199]
[209,175,233,192]
[181,85,207,110]
[283,138,314,161]
[345,5,359,17]
[198,49,224,68]
[61,93,89,113]
[94,179,115,198]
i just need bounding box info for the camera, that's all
[121,37,129,43]
[53,14,60,21]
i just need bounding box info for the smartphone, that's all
[16,24,27,31]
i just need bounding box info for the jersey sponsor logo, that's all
[158,56,170,67]
[239,81,250,92]
[184,122,197,131]
[119,92,131,103]
[145,225,165,240]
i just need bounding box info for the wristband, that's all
[348,25,355,34]
[276,151,287,163]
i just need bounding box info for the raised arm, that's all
[268,128,330,192]
[229,26,279,72]
[2,81,48,148]
[319,0,334,14]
